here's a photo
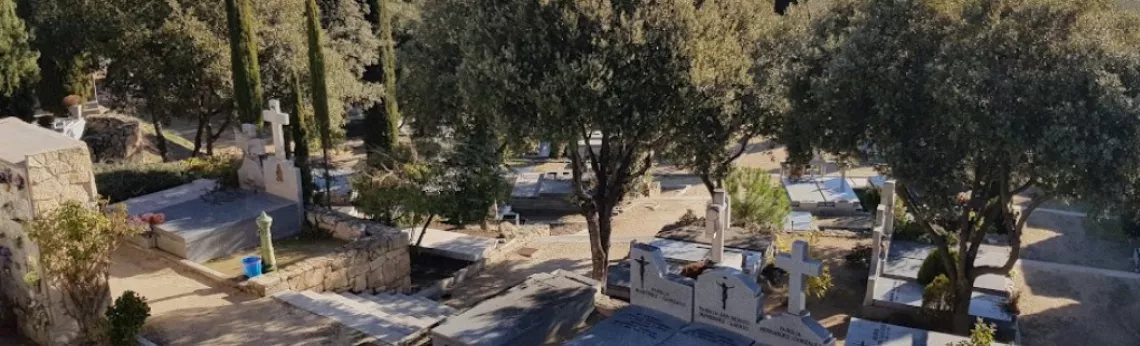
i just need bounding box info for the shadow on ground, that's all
[1017,264,1140,346]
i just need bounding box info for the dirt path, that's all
[1015,262,1140,346]
[110,246,362,346]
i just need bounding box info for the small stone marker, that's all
[775,240,823,316]
[261,99,290,160]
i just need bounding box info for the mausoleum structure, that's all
[0,118,99,345]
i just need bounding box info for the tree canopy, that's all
[784,0,1140,330]
[0,0,39,120]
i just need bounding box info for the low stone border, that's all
[412,259,487,300]
[306,207,401,241]
[241,234,411,297]
[123,242,236,286]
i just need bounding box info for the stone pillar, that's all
[707,189,729,263]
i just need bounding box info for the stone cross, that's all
[775,240,823,316]
[261,99,290,160]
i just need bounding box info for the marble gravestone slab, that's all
[846,318,1010,346]
[430,271,597,346]
[884,241,1011,293]
[563,306,687,346]
[644,238,747,269]
[152,190,301,262]
[630,243,696,322]
[871,276,1013,322]
[659,323,758,346]
[693,268,763,337]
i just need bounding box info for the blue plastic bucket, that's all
[242,256,263,278]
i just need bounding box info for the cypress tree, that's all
[0,0,39,121]
[224,0,264,127]
[290,71,315,205]
[364,0,400,155]
[305,0,333,206]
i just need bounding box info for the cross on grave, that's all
[775,240,823,316]
[261,99,290,159]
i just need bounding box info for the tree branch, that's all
[1010,175,1036,196]
[973,195,1049,279]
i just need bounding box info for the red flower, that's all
[135,213,166,225]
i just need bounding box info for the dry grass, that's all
[202,236,348,277]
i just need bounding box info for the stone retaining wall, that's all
[244,208,411,297]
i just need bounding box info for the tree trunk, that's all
[414,214,434,255]
[192,115,206,157]
[952,280,974,333]
[283,124,294,159]
[151,114,169,162]
[206,115,231,156]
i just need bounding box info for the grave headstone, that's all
[775,240,823,316]
[630,243,696,322]
[236,123,267,190]
[693,267,763,336]
[753,312,835,346]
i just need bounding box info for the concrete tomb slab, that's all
[430,271,597,346]
[871,276,1012,322]
[846,317,1010,346]
[151,189,301,262]
[659,323,757,346]
[563,306,687,346]
[401,228,498,262]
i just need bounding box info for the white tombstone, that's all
[707,188,731,263]
[236,123,267,190]
[775,240,823,316]
[753,312,836,346]
[629,243,695,322]
[693,267,764,336]
[262,99,290,160]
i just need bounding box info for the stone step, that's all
[365,293,456,320]
[272,291,416,345]
[334,293,437,328]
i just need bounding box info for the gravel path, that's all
[110,247,362,346]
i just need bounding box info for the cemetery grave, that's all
[568,240,836,346]
[429,270,598,346]
[860,180,1019,342]
[781,154,864,216]
[606,188,774,300]
[116,100,304,262]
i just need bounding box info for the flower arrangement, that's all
[131,213,166,248]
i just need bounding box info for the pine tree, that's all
[0,0,39,121]
[305,0,333,206]
[224,0,264,127]
[290,71,315,205]
[364,0,400,155]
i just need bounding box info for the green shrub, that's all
[95,155,241,203]
[725,167,791,231]
[853,188,881,213]
[950,318,997,346]
[105,291,150,346]
[921,274,955,313]
[917,248,958,285]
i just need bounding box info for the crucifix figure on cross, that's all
[775,239,823,316]
[261,99,290,160]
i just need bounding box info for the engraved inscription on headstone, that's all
[629,243,695,322]
[694,268,763,336]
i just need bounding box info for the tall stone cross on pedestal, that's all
[261,99,289,159]
[706,188,732,263]
[776,240,823,316]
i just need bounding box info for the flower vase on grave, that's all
[256,212,278,272]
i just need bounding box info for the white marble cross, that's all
[261,99,290,159]
[776,240,823,316]
[706,188,731,263]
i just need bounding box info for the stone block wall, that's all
[1,145,98,345]
[81,114,143,163]
[245,208,411,297]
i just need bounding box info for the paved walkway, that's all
[1020,259,1140,280]
[110,246,361,346]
